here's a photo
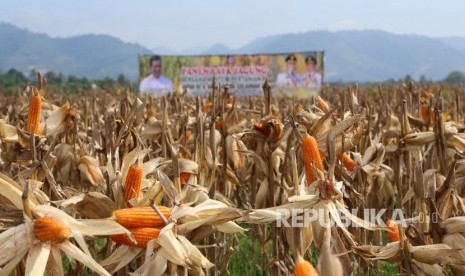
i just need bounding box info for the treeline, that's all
[328,71,465,86]
[0,69,135,95]
[1,68,465,95]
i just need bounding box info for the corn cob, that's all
[253,116,283,143]
[181,129,192,146]
[215,120,223,130]
[180,172,191,184]
[317,96,330,114]
[421,90,431,100]
[421,104,428,121]
[338,152,355,171]
[26,90,42,135]
[294,255,319,276]
[253,121,270,137]
[302,135,324,185]
[111,227,160,248]
[33,217,72,244]
[186,129,192,140]
[386,219,400,242]
[113,206,171,228]
[124,164,143,206]
[203,102,213,111]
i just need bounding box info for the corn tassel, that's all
[26,90,42,135]
[294,255,319,276]
[111,227,160,248]
[302,135,324,185]
[113,206,171,228]
[33,217,72,244]
[338,152,355,171]
[124,164,143,206]
[386,219,400,242]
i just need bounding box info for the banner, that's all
[139,51,324,96]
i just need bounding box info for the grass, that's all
[379,261,399,275]
[228,232,400,275]
[228,229,266,275]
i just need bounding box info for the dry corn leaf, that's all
[317,226,343,276]
[411,259,443,276]
[25,243,51,276]
[75,192,117,219]
[156,223,191,267]
[409,243,462,264]
[440,216,465,234]
[131,251,167,276]
[0,172,38,209]
[178,235,214,269]
[42,102,71,136]
[100,245,143,272]
[0,119,19,143]
[78,155,105,187]
[442,233,465,274]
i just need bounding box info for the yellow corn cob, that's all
[111,227,160,248]
[294,255,319,276]
[113,206,171,228]
[124,164,143,206]
[302,135,323,185]
[338,152,355,171]
[386,219,400,242]
[33,217,72,244]
[26,90,42,135]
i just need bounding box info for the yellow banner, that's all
[139,52,324,96]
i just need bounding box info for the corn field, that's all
[1,75,465,275]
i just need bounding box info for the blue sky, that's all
[1,1,464,51]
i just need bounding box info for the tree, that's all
[419,75,428,83]
[404,74,413,83]
[117,74,129,86]
[444,70,465,84]
[0,69,28,87]
[45,71,64,85]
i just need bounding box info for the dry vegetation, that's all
[1,75,465,275]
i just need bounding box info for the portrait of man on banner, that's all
[302,55,322,94]
[276,54,300,88]
[139,55,173,94]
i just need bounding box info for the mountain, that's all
[0,22,152,80]
[1,22,465,82]
[236,30,465,81]
[152,31,465,81]
[202,43,232,55]
[439,37,465,52]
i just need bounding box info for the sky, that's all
[1,0,464,52]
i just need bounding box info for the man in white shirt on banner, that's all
[139,55,173,94]
[302,55,322,94]
[276,54,300,88]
